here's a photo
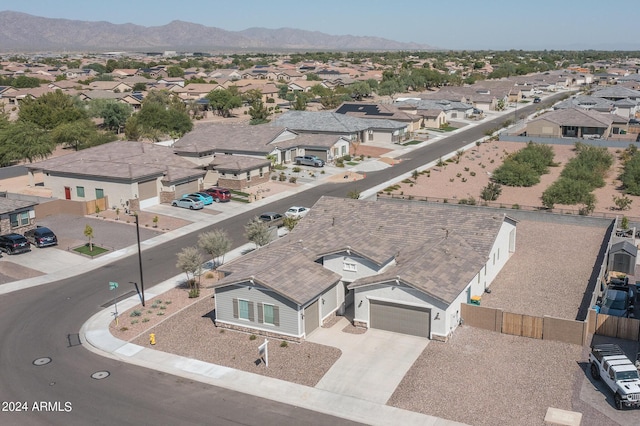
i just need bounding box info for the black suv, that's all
[0,233,32,255]
[24,226,58,248]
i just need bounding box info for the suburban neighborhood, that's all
[2,10,640,426]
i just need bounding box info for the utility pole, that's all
[135,213,145,307]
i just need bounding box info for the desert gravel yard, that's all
[388,326,584,426]
[125,290,342,387]
[480,218,608,319]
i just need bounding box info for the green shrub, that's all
[130,310,142,317]
[292,166,301,173]
[142,318,150,323]
[289,176,297,183]
[280,340,288,348]
[480,182,503,201]
[470,171,476,176]
[249,334,257,341]
[131,319,139,324]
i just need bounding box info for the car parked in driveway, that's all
[285,206,310,219]
[599,287,634,317]
[171,197,204,210]
[24,226,58,248]
[259,212,284,227]
[202,187,231,203]
[182,192,213,205]
[0,233,31,254]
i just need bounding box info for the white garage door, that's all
[370,300,430,338]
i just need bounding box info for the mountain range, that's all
[0,11,435,52]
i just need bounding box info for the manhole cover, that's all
[91,371,110,380]
[33,357,52,366]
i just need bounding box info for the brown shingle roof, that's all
[217,197,511,305]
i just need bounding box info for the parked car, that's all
[259,212,284,227]
[294,155,325,167]
[533,97,541,103]
[202,187,232,203]
[24,226,58,248]
[472,108,483,115]
[182,192,213,205]
[599,287,634,317]
[630,118,640,125]
[0,233,32,255]
[171,197,204,210]
[285,206,310,219]
[590,344,640,410]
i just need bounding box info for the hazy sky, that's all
[4,0,639,50]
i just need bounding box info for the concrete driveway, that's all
[307,317,428,404]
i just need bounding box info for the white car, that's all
[285,206,310,219]
[171,197,204,210]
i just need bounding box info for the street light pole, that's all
[135,213,145,307]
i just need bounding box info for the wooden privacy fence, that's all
[461,303,587,346]
[35,197,109,218]
[588,309,640,341]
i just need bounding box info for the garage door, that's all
[174,180,199,196]
[370,300,430,338]
[304,300,319,336]
[305,149,327,162]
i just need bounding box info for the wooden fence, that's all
[461,303,587,346]
[588,309,640,341]
[35,197,109,218]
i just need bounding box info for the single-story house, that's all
[208,155,272,190]
[0,198,37,235]
[395,99,474,122]
[26,141,205,211]
[271,111,409,144]
[522,108,617,139]
[213,196,517,342]
[334,102,422,133]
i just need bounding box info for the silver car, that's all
[171,197,204,210]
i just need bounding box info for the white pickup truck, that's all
[589,344,640,410]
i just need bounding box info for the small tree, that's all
[613,195,633,211]
[176,246,203,296]
[347,189,361,199]
[152,215,159,228]
[198,229,231,268]
[283,216,300,231]
[480,182,503,202]
[115,208,120,220]
[244,217,271,249]
[84,224,94,252]
[621,216,630,230]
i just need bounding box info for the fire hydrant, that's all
[149,333,156,345]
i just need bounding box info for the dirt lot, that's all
[386,141,640,219]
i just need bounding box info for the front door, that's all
[64,186,71,200]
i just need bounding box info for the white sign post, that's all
[258,339,269,368]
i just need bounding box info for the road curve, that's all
[0,97,555,425]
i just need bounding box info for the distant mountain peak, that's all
[0,11,436,52]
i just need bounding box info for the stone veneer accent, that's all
[0,217,35,235]
[353,320,368,329]
[159,191,175,204]
[216,322,302,343]
[219,173,270,191]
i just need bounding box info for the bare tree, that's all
[198,229,232,268]
[176,246,203,296]
[244,217,271,249]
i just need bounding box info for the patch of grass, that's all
[346,162,358,166]
[73,244,109,257]
[440,126,457,132]
[402,140,422,146]
[230,189,250,197]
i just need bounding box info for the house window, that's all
[95,188,104,199]
[246,171,251,181]
[493,253,496,265]
[258,303,279,326]
[10,211,29,228]
[238,299,250,320]
[343,261,357,272]
[76,186,85,197]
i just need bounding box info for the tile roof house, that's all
[0,198,37,235]
[173,123,350,185]
[213,197,517,342]
[26,141,205,211]
[271,111,409,144]
[334,102,422,132]
[522,108,619,139]
[395,99,474,122]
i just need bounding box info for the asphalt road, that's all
[0,96,561,425]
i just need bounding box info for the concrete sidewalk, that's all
[81,275,466,426]
[308,317,429,404]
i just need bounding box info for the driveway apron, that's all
[307,317,428,404]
